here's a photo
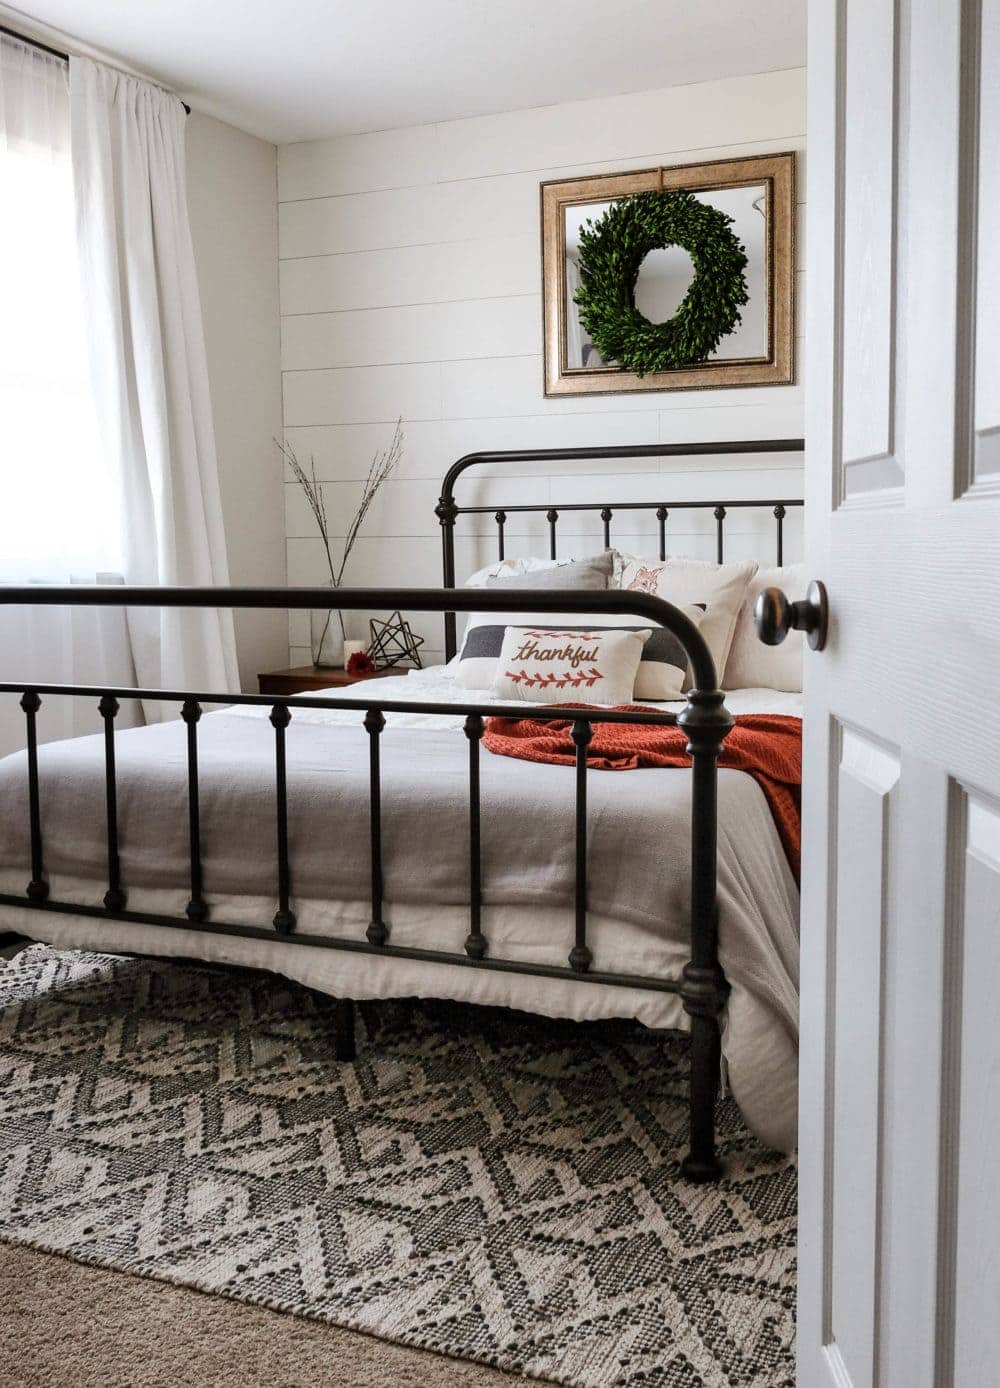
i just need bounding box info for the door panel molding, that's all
[937,787,1000,1385]
[933,777,966,1388]
[827,726,900,1388]
[839,0,902,490]
[966,0,1000,489]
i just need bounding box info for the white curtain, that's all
[0,36,121,578]
[69,56,239,708]
[0,34,138,755]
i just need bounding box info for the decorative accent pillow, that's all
[723,562,806,691]
[464,550,615,589]
[456,608,704,699]
[615,554,758,689]
[455,552,614,656]
[484,553,614,591]
[489,626,650,705]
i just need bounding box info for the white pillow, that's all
[615,554,758,689]
[724,562,805,692]
[489,626,650,705]
[455,606,704,700]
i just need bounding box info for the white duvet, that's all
[0,666,801,1152]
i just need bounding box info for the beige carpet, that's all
[0,1242,520,1388]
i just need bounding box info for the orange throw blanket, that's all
[484,709,803,881]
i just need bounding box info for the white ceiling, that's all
[6,0,806,145]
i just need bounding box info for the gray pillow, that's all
[485,551,613,591]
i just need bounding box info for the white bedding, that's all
[227,663,805,728]
[0,666,801,1152]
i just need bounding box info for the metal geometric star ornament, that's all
[366,611,425,669]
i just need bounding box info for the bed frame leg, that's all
[0,932,28,958]
[334,997,357,1062]
[680,1006,724,1183]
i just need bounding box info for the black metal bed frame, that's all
[0,440,803,1182]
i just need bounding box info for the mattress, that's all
[0,666,801,1151]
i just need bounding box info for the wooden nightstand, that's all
[258,665,400,697]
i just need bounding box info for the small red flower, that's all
[347,650,377,676]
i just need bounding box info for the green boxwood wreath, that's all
[573,189,750,376]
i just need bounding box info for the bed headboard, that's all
[434,440,805,661]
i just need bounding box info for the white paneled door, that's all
[798,2,1000,1386]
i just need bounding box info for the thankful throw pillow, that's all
[489,626,650,705]
[459,608,703,699]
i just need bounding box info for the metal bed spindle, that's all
[714,506,726,564]
[99,694,125,913]
[364,707,387,946]
[495,510,506,561]
[464,713,486,959]
[20,691,47,902]
[546,508,558,559]
[774,503,786,566]
[656,506,668,562]
[568,717,593,973]
[181,699,207,922]
[270,702,295,934]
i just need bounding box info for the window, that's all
[0,35,120,579]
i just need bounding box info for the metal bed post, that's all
[677,692,733,1182]
[434,493,459,661]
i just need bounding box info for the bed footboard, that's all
[0,583,733,1181]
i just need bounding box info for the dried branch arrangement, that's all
[277,419,404,648]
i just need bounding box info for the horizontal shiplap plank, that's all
[280,414,673,482]
[280,405,804,483]
[283,362,442,427]
[434,70,806,183]
[279,173,541,259]
[657,400,805,446]
[284,352,804,428]
[281,296,541,370]
[281,416,804,488]
[280,234,538,314]
[439,353,805,420]
[278,123,439,202]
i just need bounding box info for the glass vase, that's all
[310,602,348,668]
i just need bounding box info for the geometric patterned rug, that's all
[0,945,796,1387]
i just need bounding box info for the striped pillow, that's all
[455,607,704,701]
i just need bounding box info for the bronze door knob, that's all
[754,579,828,651]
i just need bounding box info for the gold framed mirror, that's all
[541,152,795,396]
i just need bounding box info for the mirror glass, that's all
[563,184,768,370]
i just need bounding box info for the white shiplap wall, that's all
[277,70,807,665]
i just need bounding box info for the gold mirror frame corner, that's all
[541,151,796,398]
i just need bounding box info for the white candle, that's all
[343,639,368,665]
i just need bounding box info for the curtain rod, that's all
[0,21,191,113]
